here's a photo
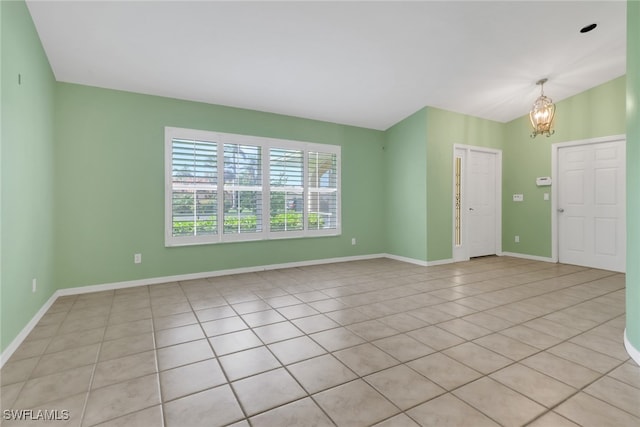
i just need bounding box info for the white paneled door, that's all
[468,150,498,258]
[558,140,626,272]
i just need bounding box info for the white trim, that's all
[384,254,456,267]
[383,253,428,266]
[56,253,386,297]
[165,127,342,247]
[452,144,502,262]
[500,252,556,263]
[551,134,626,264]
[427,258,455,266]
[383,253,455,267]
[0,253,384,368]
[0,293,58,368]
[624,329,640,366]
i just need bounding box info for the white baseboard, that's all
[624,329,640,366]
[0,292,58,367]
[500,252,555,263]
[56,253,386,297]
[0,253,385,367]
[8,250,630,370]
[427,258,454,267]
[383,253,428,266]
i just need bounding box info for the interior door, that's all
[558,140,626,272]
[468,150,497,257]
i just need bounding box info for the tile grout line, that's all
[78,290,115,427]
[178,279,251,426]
[188,273,408,426]
[522,357,633,426]
[148,285,166,427]
[3,258,636,427]
[143,266,628,424]
[218,280,340,426]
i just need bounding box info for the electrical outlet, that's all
[32,278,37,293]
[515,235,520,243]
[134,253,142,264]
[351,238,357,245]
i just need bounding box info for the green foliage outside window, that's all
[173,212,324,236]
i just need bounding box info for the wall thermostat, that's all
[536,177,552,186]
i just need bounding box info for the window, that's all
[165,127,341,246]
[308,151,338,231]
[223,142,262,238]
[270,148,304,233]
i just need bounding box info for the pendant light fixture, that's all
[529,78,555,138]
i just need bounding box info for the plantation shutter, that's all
[166,127,341,246]
[223,143,263,235]
[171,138,218,237]
[308,151,338,230]
[269,148,304,232]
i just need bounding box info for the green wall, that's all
[383,107,504,263]
[1,0,635,359]
[625,0,640,358]
[384,108,428,261]
[383,77,625,265]
[1,0,57,351]
[425,108,504,261]
[502,76,626,258]
[54,83,386,289]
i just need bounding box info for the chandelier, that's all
[529,78,555,138]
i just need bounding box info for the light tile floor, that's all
[1,256,639,426]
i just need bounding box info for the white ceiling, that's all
[26,1,627,130]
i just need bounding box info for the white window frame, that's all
[165,127,341,247]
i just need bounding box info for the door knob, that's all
[557,208,565,213]
[469,208,474,211]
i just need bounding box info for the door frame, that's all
[551,134,626,264]
[452,144,503,262]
